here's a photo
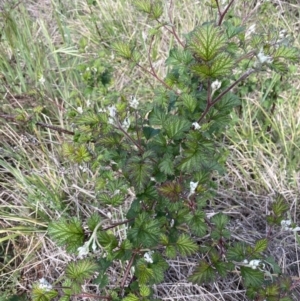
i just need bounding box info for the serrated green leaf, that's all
[164,116,190,140]
[151,1,163,19]
[158,154,175,175]
[185,211,207,237]
[158,181,182,202]
[176,234,198,256]
[143,126,160,140]
[126,153,154,193]
[148,107,168,127]
[94,273,109,288]
[139,284,151,297]
[165,245,177,258]
[87,213,101,231]
[227,242,247,261]
[65,259,98,284]
[272,194,289,217]
[166,48,193,66]
[133,0,152,13]
[177,93,198,113]
[98,193,124,206]
[189,24,227,61]
[128,212,161,248]
[98,231,118,251]
[189,261,216,283]
[253,238,268,254]
[31,286,58,301]
[135,260,155,284]
[59,296,70,301]
[273,45,299,62]
[122,293,139,301]
[112,42,132,59]
[240,266,264,288]
[48,218,84,253]
[211,213,229,230]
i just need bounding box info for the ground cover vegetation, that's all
[0,0,300,300]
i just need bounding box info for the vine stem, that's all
[120,251,137,295]
[197,68,256,124]
[217,0,235,26]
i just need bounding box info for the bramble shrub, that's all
[33,1,299,301]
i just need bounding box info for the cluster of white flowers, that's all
[281,220,300,232]
[77,221,104,258]
[243,259,263,270]
[211,80,222,98]
[144,251,154,264]
[37,278,53,291]
[257,48,273,65]
[189,181,198,198]
[192,122,201,130]
[129,95,139,109]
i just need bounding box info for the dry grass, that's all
[0,0,300,300]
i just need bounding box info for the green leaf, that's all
[188,24,227,61]
[150,1,163,19]
[189,261,216,283]
[164,116,191,140]
[98,231,118,251]
[135,260,155,284]
[177,93,198,113]
[48,218,84,253]
[185,210,207,237]
[272,194,289,217]
[93,273,109,289]
[253,238,268,254]
[175,234,198,256]
[139,284,151,297]
[273,45,299,62]
[65,259,98,284]
[227,242,247,261]
[112,42,132,59]
[240,266,264,288]
[87,213,101,231]
[166,48,193,66]
[128,212,161,247]
[158,154,175,175]
[133,0,152,14]
[126,152,154,193]
[143,126,160,140]
[165,245,177,258]
[211,213,229,230]
[32,287,58,301]
[148,107,168,127]
[122,293,139,301]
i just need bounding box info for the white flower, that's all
[122,117,131,131]
[189,181,199,195]
[144,251,154,263]
[77,241,90,258]
[170,219,175,228]
[281,219,292,231]
[86,99,91,107]
[245,24,256,38]
[77,107,83,114]
[211,80,222,97]
[243,259,261,270]
[192,122,201,130]
[108,105,117,125]
[38,278,53,291]
[129,95,139,109]
[211,80,221,92]
[257,49,273,64]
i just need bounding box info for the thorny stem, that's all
[165,0,185,47]
[103,219,133,231]
[197,68,256,124]
[120,251,137,294]
[217,0,235,26]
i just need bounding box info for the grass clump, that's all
[0,1,300,301]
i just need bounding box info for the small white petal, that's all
[189,181,198,194]
[77,107,83,114]
[144,251,154,263]
[129,96,139,109]
[192,122,201,130]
